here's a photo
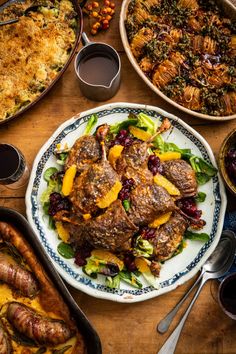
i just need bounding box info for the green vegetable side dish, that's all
[41,112,217,290]
[125,0,236,117]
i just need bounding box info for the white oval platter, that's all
[26,102,227,303]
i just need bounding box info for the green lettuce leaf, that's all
[105,275,120,289]
[134,236,154,258]
[195,191,206,203]
[83,114,98,135]
[119,271,143,288]
[185,230,210,242]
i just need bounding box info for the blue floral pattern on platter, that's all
[26,104,226,301]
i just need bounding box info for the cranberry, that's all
[48,192,71,216]
[104,263,120,276]
[118,188,130,201]
[118,178,135,201]
[193,210,203,219]
[110,139,119,147]
[118,129,129,138]
[177,197,202,219]
[225,147,236,184]
[74,245,92,267]
[148,155,163,175]
[227,160,236,180]
[123,136,133,147]
[123,178,135,188]
[49,192,61,204]
[110,130,134,147]
[140,226,156,240]
[226,148,236,161]
[123,253,137,272]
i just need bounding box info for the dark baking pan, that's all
[0,0,84,126]
[0,206,102,354]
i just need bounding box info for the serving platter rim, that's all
[25,102,227,303]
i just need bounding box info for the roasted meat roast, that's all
[54,121,201,269]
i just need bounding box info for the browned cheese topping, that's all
[0,0,77,121]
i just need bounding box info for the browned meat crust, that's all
[70,160,119,214]
[81,200,138,251]
[151,211,188,261]
[162,159,198,197]
[128,184,176,226]
[116,141,149,173]
[7,302,73,346]
[63,221,85,248]
[124,166,153,185]
[65,135,101,173]
[115,140,153,185]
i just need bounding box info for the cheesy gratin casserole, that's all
[125,0,236,117]
[0,0,78,122]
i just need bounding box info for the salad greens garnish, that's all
[43,167,58,182]
[41,167,62,229]
[57,242,75,259]
[184,230,210,242]
[110,111,160,138]
[41,112,217,290]
[40,178,60,205]
[189,156,218,185]
[109,118,138,134]
[154,141,217,185]
[83,114,98,135]
[123,199,130,211]
[134,236,154,258]
[141,269,159,289]
[135,112,158,133]
[173,239,187,257]
[83,255,120,278]
[119,270,143,289]
[195,192,206,203]
[53,143,70,166]
[56,152,69,165]
[159,141,192,160]
[106,275,120,289]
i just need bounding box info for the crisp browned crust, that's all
[162,159,198,198]
[0,0,77,121]
[151,211,188,261]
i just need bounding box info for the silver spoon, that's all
[0,18,19,26]
[157,229,236,334]
[157,231,236,354]
[0,2,51,26]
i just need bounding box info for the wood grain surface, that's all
[0,2,236,353]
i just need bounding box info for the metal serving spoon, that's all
[0,2,51,26]
[157,231,236,354]
[157,229,236,334]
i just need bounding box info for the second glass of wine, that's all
[0,143,30,189]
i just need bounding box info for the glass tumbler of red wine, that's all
[218,272,236,320]
[0,143,30,189]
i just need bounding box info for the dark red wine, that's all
[219,274,236,315]
[78,52,119,86]
[0,144,25,184]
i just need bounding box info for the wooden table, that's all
[1,2,236,353]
